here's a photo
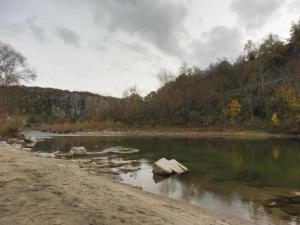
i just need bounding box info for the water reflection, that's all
[120,162,289,225]
[273,146,280,160]
[33,135,300,224]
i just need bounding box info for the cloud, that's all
[0,18,46,43]
[231,0,284,29]
[290,0,300,12]
[0,22,26,37]
[55,27,81,46]
[91,0,188,58]
[189,26,243,67]
[123,43,149,55]
[26,18,46,43]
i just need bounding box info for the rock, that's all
[153,174,168,183]
[69,146,87,157]
[7,138,25,145]
[118,165,140,173]
[269,201,276,206]
[153,158,188,175]
[64,152,74,158]
[54,151,73,159]
[110,168,120,174]
[34,152,57,158]
[169,159,188,173]
[101,146,139,154]
[53,151,61,156]
[25,142,36,148]
[153,158,173,174]
[11,144,23,149]
[22,148,32,152]
[23,136,37,148]
[24,136,37,143]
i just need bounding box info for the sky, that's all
[0,0,299,97]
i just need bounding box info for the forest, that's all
[1,20,300,135]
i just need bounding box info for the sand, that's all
[0,143,254,225]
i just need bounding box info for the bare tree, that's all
[0,41,36,87]
[122,85,139,98]
[156,68,174,87]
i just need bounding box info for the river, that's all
[31,133,300,225]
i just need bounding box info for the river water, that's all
[31,133,300,225]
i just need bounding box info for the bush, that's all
[0,115,26,137]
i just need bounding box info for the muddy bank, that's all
[0,143,254,225]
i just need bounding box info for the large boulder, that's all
[153,158,188,175]
[153,158,173,174]
[69,146,87,157]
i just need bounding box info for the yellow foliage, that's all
[271,113,280,126]
[280,85,300,111]
[228,99,241,120]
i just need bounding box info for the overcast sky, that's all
[0,0,299,97]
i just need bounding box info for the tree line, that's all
[1,21,300,134]
[97,20,300,133]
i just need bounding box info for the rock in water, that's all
[69,147,87,157]
[153,158,188,175]
[153,158,173,174]
[168,159,188,174]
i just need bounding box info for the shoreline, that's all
[0,142,254,225]
[72,129,300,139]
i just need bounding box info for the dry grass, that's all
[39,121,126,133]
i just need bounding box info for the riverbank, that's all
[0,142,254,225]
[73,129,300,139]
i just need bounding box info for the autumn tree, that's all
[280,85,300,111]
[228,99,241,120]
[271,113,280,126]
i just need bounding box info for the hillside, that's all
[0,86,117,124]
[1,21,300,134]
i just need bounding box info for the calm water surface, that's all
[32,134,300,225]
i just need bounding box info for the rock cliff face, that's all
[0,86,115,123]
